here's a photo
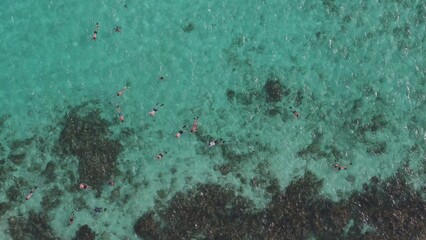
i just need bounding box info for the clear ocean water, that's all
[0,0,425,239]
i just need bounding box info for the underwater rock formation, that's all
[56,106,122,194]
[134,170,426,239]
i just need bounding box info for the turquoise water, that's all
[0,0,425,239]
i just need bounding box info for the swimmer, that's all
[116,86,130,96]
[159,76,165,80]
[115,26,121,32]
[25,186,38,200]
[94,207,107,213]
[293,111,300,119]
[190,117,199,133]
[156,151,167,160]
[68,212,75,226]
[175,125,187,138]
[79,183,92,190]
[290,107,300,119]
[92,22,99,41]
[334,163,349,171]
[149,103,164,117]
[208,138,225,148]
[116,105,125,122]
[108,179,115,186]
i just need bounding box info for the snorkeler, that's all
[116,86,130,96]
[175,125,187,138]
[290,107,300,119]
[94,207,107,213]
[79,183,92,190]
[108,179,115,186]
[116,105,124,122]
[92,22,99,40]
[190,117,199,133]
[208,139,225,148]
[156,151,167,160]
[25,186,38,200]
[149,103,164,117]
[68,212,75,225]
[293,111,300,119]
[334,163,351,171]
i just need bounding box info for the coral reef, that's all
[6,186,21,202]
[134,211,161,240]
[56,106,122,195]
[73,224,96,240]
[0,202,11,217]
[41,161,57,182]
[134,170,426,239]
[264,79,283,102]
[264,77,290,103]
[8,153,26,165]
[8,211,59,240]
[42,186,63,211]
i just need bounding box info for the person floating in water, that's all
[108,179,115,186]
[149,103,164,117]
[293,111,300,119]
[158,76,165,80]
[68,212,75,226]
[92,22,99,41]
[25,186,38,200]
[79,183,92,190]
[156,151,167,160]
[116,86,130,96]
[116,105,125,122]
[208,138,225,148]
[115,26,121,32]
[190,117,199,133]
[175,125,187,138]
[290,106,300,119]
[334,163,351,171]
[94,207,107,213]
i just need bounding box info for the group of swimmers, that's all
[68,181,114,225]
[92,22,121,41]
[23,21,349,226]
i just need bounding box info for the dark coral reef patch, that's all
[56,105,122,194]
[8,211,59,240]
[73,224,96,240]
[134,170,426,239]
[264,76,291,103]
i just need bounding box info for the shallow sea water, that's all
[0,0,425,239]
